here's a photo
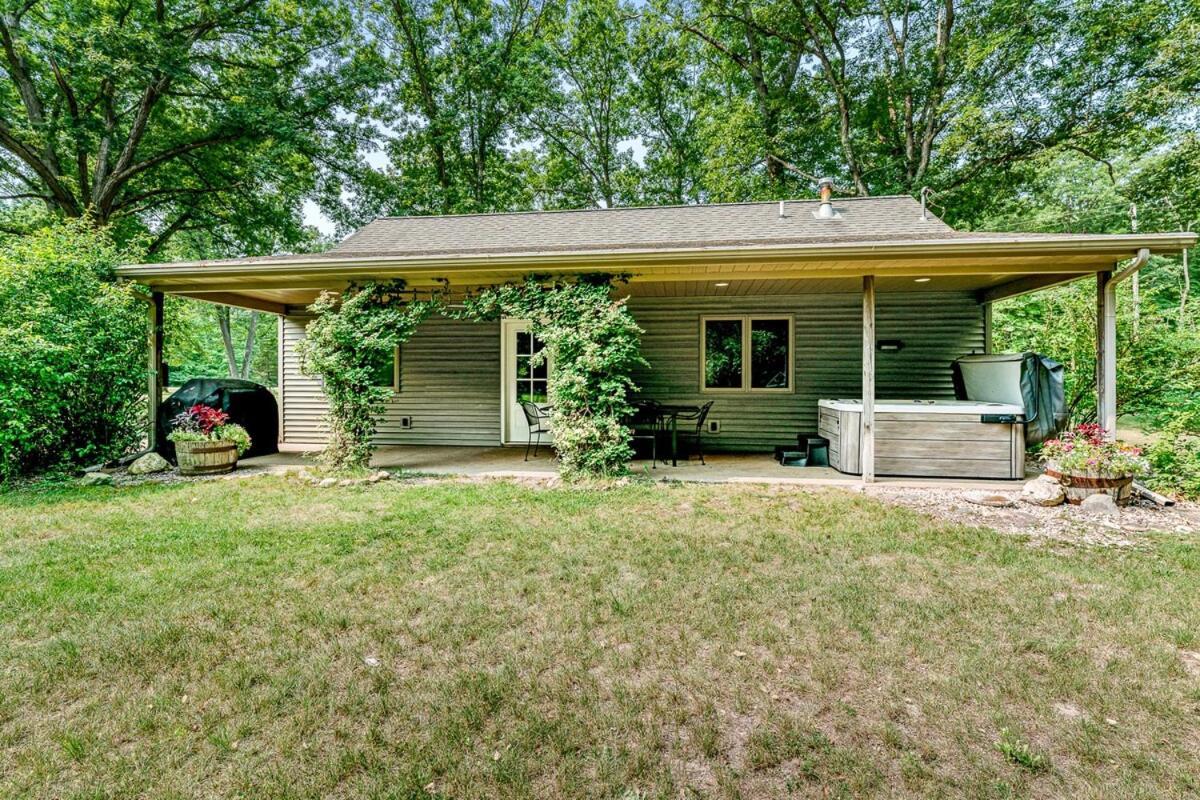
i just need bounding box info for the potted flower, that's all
[1042,423,1148,505]
[167,404,252,475]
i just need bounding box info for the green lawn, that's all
[1,477,1198,799]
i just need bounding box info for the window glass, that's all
[704,319,743,389]
[368,347,396,389]
[750,319,790,389]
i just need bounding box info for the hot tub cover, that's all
[952,352,1066,446]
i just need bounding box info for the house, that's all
[116,188,1196,481]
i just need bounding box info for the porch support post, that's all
[983,302,993,354]
[862,275,876,483]
[1096,270,1117,437]
[148,291,165,449]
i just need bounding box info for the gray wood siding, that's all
[280,315,501,446]
[627,292,986,453]
[279,292,983,453]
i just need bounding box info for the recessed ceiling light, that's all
[714,282,730,287]
[913,277,931,283]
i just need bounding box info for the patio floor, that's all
[245,445,1029,489]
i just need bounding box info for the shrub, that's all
[295,281,439,471]
[1143,414,1200,499]
[0,221,146,479]
[461,275,646,479]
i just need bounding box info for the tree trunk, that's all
[216,307,238,378]
[240,312,259,380]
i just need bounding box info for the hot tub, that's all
[817,399,1026,479]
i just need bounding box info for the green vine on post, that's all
[461,274,647,479]
[296,280,441,471]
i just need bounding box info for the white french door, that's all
[501,319,553,445]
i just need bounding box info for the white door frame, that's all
[500,319,553,445]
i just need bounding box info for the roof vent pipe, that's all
[816,177,836,219]
[920,187,933,221]
[778,200,785,219]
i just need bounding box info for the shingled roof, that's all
[329,196,958,258]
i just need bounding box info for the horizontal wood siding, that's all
[627,292,985,453]
[281,315,501,446]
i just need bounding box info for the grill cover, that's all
[156,378,279,461]
[952,353,1067,446]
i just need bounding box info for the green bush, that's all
[0,222,146,479]
[462,275,646,479]
[1144,414,1200,500]
[296,281,438,471]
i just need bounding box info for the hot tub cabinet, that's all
[818,399,1026,479]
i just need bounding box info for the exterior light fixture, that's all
[913,277,931,283]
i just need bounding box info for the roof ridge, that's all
[367,195,922,222]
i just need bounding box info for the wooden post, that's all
[862,275,876,483]
[1096,270,1117,438]
[983,302,993,354]
[148,291,165,449]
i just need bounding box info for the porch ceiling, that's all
[118,230,1195,314]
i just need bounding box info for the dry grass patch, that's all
[1,478,1198,799]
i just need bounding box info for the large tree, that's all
[362,0,553,217]
[679,0,1196,201]
[0,0,377,253]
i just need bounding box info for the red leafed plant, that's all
[171,404,230,435]
[167,404,252,456]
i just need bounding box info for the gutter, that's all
[115,233,1197,281]
[1110,247,1151,284]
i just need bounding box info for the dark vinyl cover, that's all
[952,352,1067,447]
[157,378,279,461]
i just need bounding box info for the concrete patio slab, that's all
[245,445,1029,490]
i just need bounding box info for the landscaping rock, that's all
[80,471,114,486]
[318,477,338,488]
[1080,493,1119,517]
[369,470,390,483]
[963,490,1016,508]
[1021,475,1066,507]
[128,452,170,475]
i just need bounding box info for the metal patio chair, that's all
[629,399,662,468]
[674,400,714,465]
[521,401,553,460]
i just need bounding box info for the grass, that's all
[1,476,1198,799]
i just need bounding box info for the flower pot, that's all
[174,439,238,475]
[1044,463,1135,506]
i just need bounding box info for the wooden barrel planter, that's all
[1044,464,1135,505]
[174,440,238,475]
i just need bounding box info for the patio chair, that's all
[629,400,662,468]
[521,401,553,461]
[674,400,714,465]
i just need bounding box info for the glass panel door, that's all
[504,321,553,444]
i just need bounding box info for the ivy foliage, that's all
[461,274,647,479]
[295,281,439,471]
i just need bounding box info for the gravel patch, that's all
[865,485,1200,547]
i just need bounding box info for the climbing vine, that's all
[461,274,647,479]
[296,280,440,471]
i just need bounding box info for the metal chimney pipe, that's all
[816,177,836,219]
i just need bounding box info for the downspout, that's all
[1111,247,1150,285]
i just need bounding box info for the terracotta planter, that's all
[174,439,238,475]
[1044,462,1135,505]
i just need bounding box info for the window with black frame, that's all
[701,316,791,392]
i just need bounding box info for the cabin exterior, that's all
[117,194,1196,481]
